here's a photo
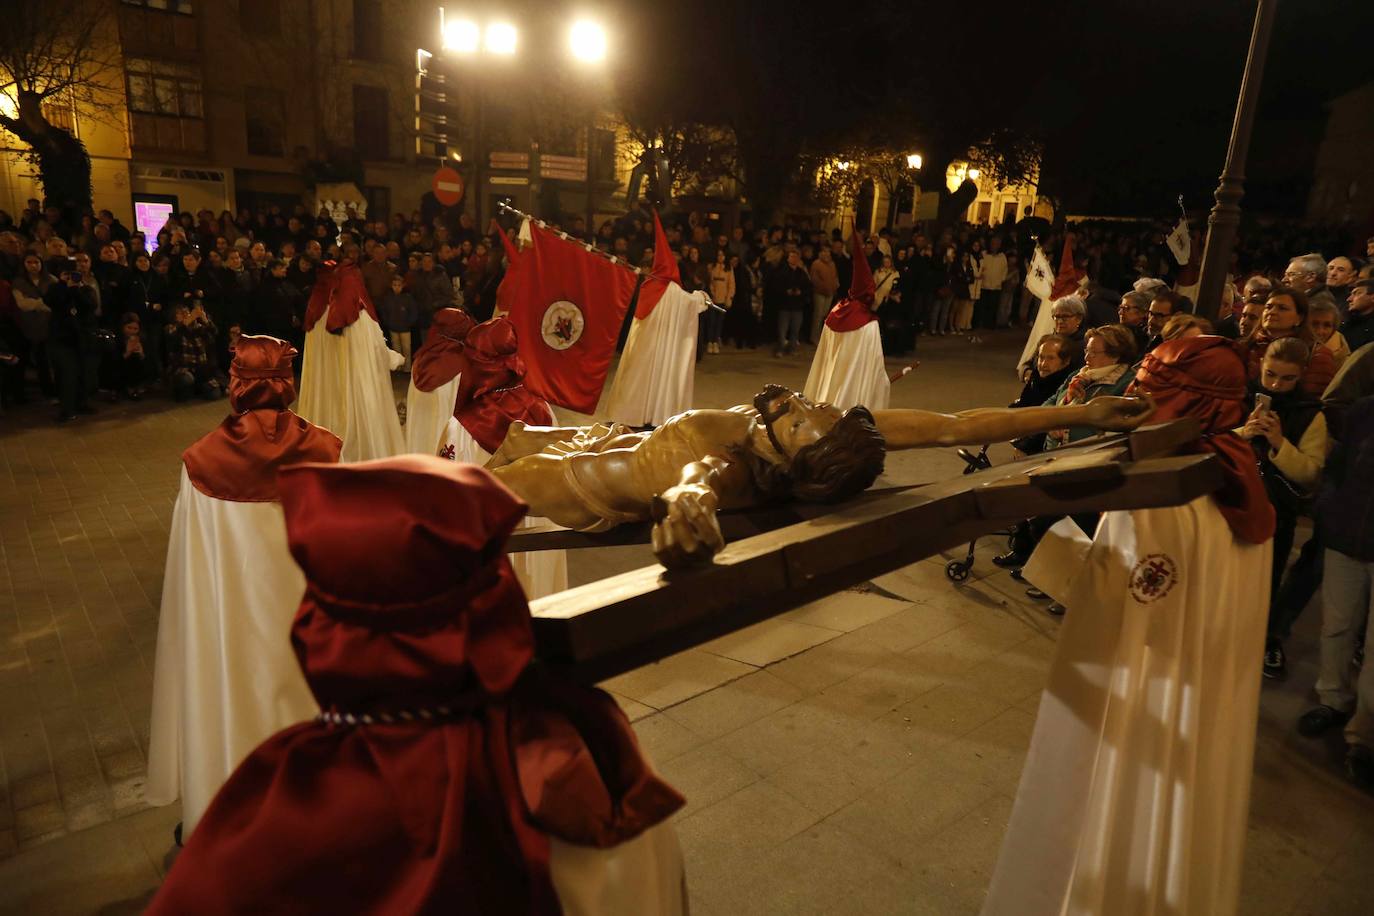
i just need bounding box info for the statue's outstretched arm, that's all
[872,395,1154,450]
[651,454,751,568]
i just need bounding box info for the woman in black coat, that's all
[724,253,758,349]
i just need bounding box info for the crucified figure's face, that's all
[753,384,842,457]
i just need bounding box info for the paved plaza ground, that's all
[1,331,1371,914]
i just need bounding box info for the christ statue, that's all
[486,384,1153,567]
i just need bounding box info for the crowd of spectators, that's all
[0,200,513,421]
[990,228,1374,791]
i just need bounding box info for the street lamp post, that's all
[434,12,607,230]
[570,20,609,236]
[439,14,519,227]
[1195,0,1280,323]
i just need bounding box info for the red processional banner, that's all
[501,222,637,414]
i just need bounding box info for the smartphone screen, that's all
[1254,392,1272,415]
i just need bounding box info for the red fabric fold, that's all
[411,308,475,392]
[506,223,637,413]
[454,318,553,453]
[304,260,380,332]
[635,211,683,319]
[182,336,342,501]
[147,458,683,916]
[1131,336,1276,545]
[825,226,878,332]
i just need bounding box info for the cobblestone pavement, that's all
[1,332,1371,914]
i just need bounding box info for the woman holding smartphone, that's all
[1242,336,1329,680]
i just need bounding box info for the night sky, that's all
[603,0,1374,217]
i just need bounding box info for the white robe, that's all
[803,320,890,411]
[983,497,1272,916]
[297,308,405,462]
[404,374,461,456]
[438,417,569,600]
[604,283,709,427]
[549,826,686,916]
[146,468,319,836]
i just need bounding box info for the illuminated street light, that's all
[569,20,608,62]
[968,168,981,179]
[485,22,518,55]
[442,17,480,53]
[837,160,850,171]
[906,153,923,170]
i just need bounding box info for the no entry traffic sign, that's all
[432,166,465,206]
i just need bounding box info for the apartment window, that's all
[353,0,383,61]
[353,85,390,160]
[129,114,205,153]
[125,58,203,118]
[126,58,204,153]
[239,0,280,36]
[245,88,285,156]
[118,0,198,55]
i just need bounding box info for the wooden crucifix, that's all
[527,419,1217,683]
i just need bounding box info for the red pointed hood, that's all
[650,211,679,286]
[634,211,681,319]
[848,227,875,305]
[1050,233,1079,299]
[495,221,520,262]
[824,226,880,332]
[493,223,524,317]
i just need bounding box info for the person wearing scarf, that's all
[146,458,686,915]
[985,336,1275,916]
[295,244,405,461]
[1042,323,1136,449]
[147,336,341,840]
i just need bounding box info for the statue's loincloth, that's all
[541,419,709,533]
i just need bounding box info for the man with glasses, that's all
[1283,253,1338,315]
[1145,290,1191,352]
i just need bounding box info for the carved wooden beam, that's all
[530,420,1218,682]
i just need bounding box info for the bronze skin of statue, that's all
[486,384,1154,568]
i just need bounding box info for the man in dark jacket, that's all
[1341,278,1374,354]
[251,260,299,341]
[1299,394,1374,788]
[406,252,454,346]
[94,243,130,329]
[765,247,810,356]
[44,261,101,421]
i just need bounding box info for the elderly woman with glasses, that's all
[1020,295,1087,383]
